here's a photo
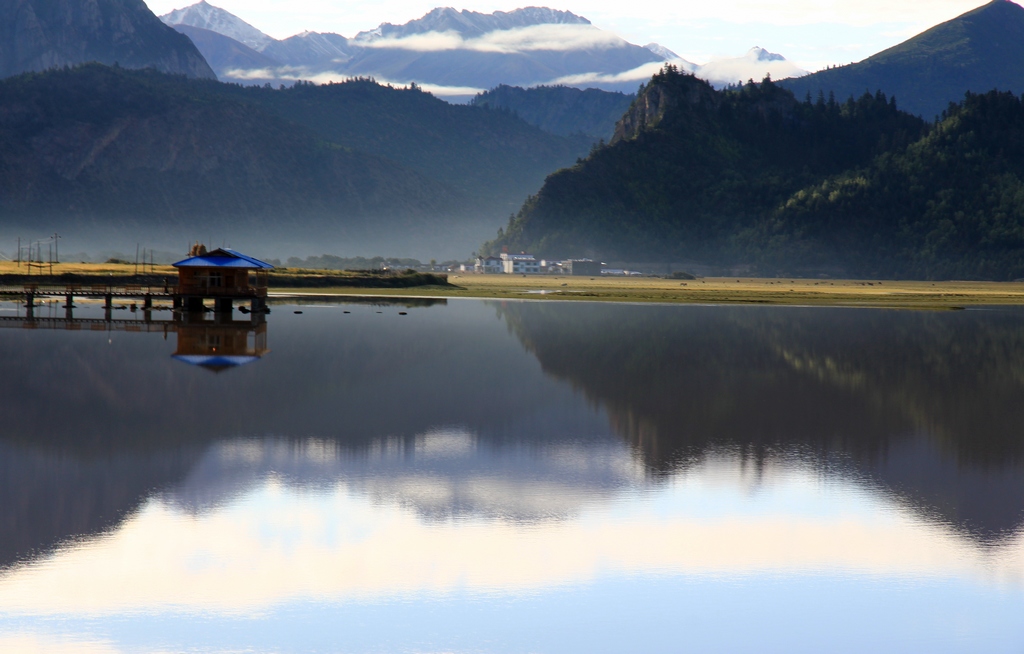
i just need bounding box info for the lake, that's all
[0,297,1022,653]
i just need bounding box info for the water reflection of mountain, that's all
[0,441,204,568]
[3,300,1024,568]
[0,300,610,566]
[499,303,1024,540]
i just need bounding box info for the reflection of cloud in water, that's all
[167,429,646,523]
[0,442,1021,617]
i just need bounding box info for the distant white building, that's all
[473,256,503,273]
[500,252,540,274]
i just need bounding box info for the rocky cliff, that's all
[0,0,215,79]
[611,65,719,143]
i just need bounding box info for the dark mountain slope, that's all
[0,65,456,246]
[782,0,1024,118]
[470,85,635,139]
[0,0,215,79]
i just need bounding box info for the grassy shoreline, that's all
[269,275,1024,309]
[4,262,1024,308]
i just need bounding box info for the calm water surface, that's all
[0,298,1022,653]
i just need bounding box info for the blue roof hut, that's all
[172,247,274,312]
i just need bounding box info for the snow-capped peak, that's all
[747,46,786,62]
[160,2,274,51]
[644,43,681,61]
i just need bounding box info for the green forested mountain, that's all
[0,65,454,248]
[782,0,1024,119]
[0,65,588,257]
[469,85,635,140]
[764,90,1024,279]
[220,79,590,210]
[484,66,1024,279]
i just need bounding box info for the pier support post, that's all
[186,297,204,312]
[104,294,112,309]
[215,298,233,314]
[25,292,34,319]
[143,294,152,310]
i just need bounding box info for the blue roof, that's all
[173,354,261,371]
[173,248,274,269]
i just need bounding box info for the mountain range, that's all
[159,3,805,100]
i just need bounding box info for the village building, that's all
[472,255,503,273]
[500,252,540,274]
[566,259,603,276]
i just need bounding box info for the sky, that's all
[143,0,1020,72]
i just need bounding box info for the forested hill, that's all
[0,65,588,257]
[469,85,635,140]
[221,79,590,207]
[0,65,453,239]
[781,0,1024,119]
[483,66,1024,280]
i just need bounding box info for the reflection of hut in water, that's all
[172,247,274,313]
[172,315,269,373]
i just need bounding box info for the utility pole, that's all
[135,244,139,276]
[53,232,60,264]
[16,237,20,268]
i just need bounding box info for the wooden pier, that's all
[0,247,275,320]
[0,309,269,372]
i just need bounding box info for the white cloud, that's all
[0,452,1020,617]
[696,49,808,87]
[357,23,630,53]
[0,633,123,654]
[221,67,485,97]
[549,60,688,86]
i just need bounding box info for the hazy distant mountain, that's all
[696,47,807,88]
[339,7,664,97]
[0,0,214,79]
[782,0,1024,118]
[161,0,273,51]
[644,43,682,61]
[171,25,278,77]
[261,32,352,68]
[352,6,590,41]
[470,85,635,139]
